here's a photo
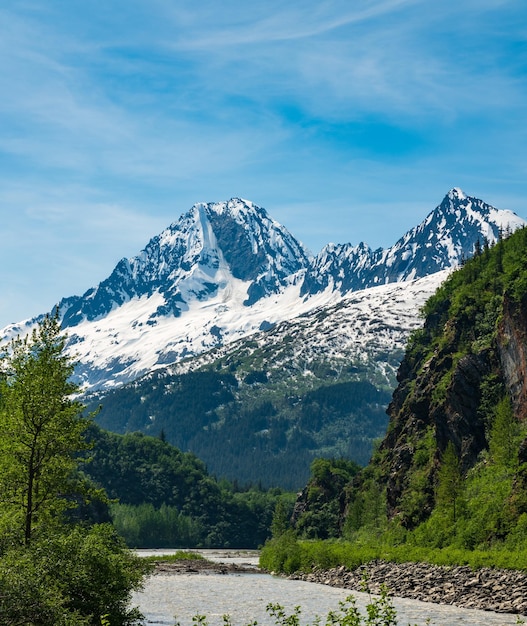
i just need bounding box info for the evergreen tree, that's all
[489,396,520,468]
[270,497,292,538]
[436,441,463,522]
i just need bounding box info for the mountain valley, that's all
[2,188,525,487]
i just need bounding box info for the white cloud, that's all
[0,0,526,326]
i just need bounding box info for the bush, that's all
[260,531,303,574]
[0,524,151,625]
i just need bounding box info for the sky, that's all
[1,0,527,327]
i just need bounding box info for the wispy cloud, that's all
[0,0,526,325]
[160,0,419,47]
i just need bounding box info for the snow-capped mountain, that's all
[168,270,450,385]
[2,189,525,392]
[60,197,311,328]
[91,271,449,488]
[300,188,525,295]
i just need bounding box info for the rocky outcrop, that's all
[498,295,527,422]
[371,284,527,529]
[375,342,494,526]
[287,561,527,615]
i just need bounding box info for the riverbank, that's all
[285,560,527,615]
[154,557,259,575]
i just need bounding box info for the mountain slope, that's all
[4,188,522,394]
[88,272,446,489]
[301,188,524,296]
[291,225,527,545]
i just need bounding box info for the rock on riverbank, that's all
[154,558,258,575]
[286,560,527,615]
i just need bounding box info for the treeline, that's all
[81,425,295,548]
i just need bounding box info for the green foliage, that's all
[82,427,292,548]
[266,593,399,626]
[343,478,386,541]
[397,429,436,528]
[489,396,521,467]
[90,354,393,489]
[259,530,303,574]
[111,503,203,548]
[144,549,205,564]
[435,441,463,523]
[0,312,94,544]
[0,524,149,626]
[293,459,361,540]
[271,494,297,538]
[0,316,151,624]
[261,537,527,574]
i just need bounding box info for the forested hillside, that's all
[81,425,293,548]
[288,226,527,553]
[91,362,391,490]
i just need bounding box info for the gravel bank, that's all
[286,560,527,615]
[154,558,259,575]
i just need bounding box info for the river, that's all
[132,550,523,626]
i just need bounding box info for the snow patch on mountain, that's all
[2,189,525,393]
[167,270,450,387]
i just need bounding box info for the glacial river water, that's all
[132,550,523,626]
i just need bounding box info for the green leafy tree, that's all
[0,523,148,626]
[0,314,150,624]
[0,312,92,544]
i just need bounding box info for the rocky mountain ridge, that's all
[300,188,521,295]
[2,189,523,395]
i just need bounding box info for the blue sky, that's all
[1,0,527,327]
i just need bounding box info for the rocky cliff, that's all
[366,227,527,530]
[290,226,527,539]
[498,294,527,422]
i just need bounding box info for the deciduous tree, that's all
[0,312,91,544]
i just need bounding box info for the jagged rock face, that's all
[377,321,496,527]
[301,188,525,297]
[498,295,527,422]
[300,242,373,295]
[205,201,311,305]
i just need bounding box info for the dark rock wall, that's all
[373,313,506,527]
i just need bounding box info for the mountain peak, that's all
[301,189,527,298]
[42,197,310,332]
[446,187,467,201]
[3,190,526,393]
[197,197,257,217]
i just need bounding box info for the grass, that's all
[260,534,527,574]
[143,550,207,564]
